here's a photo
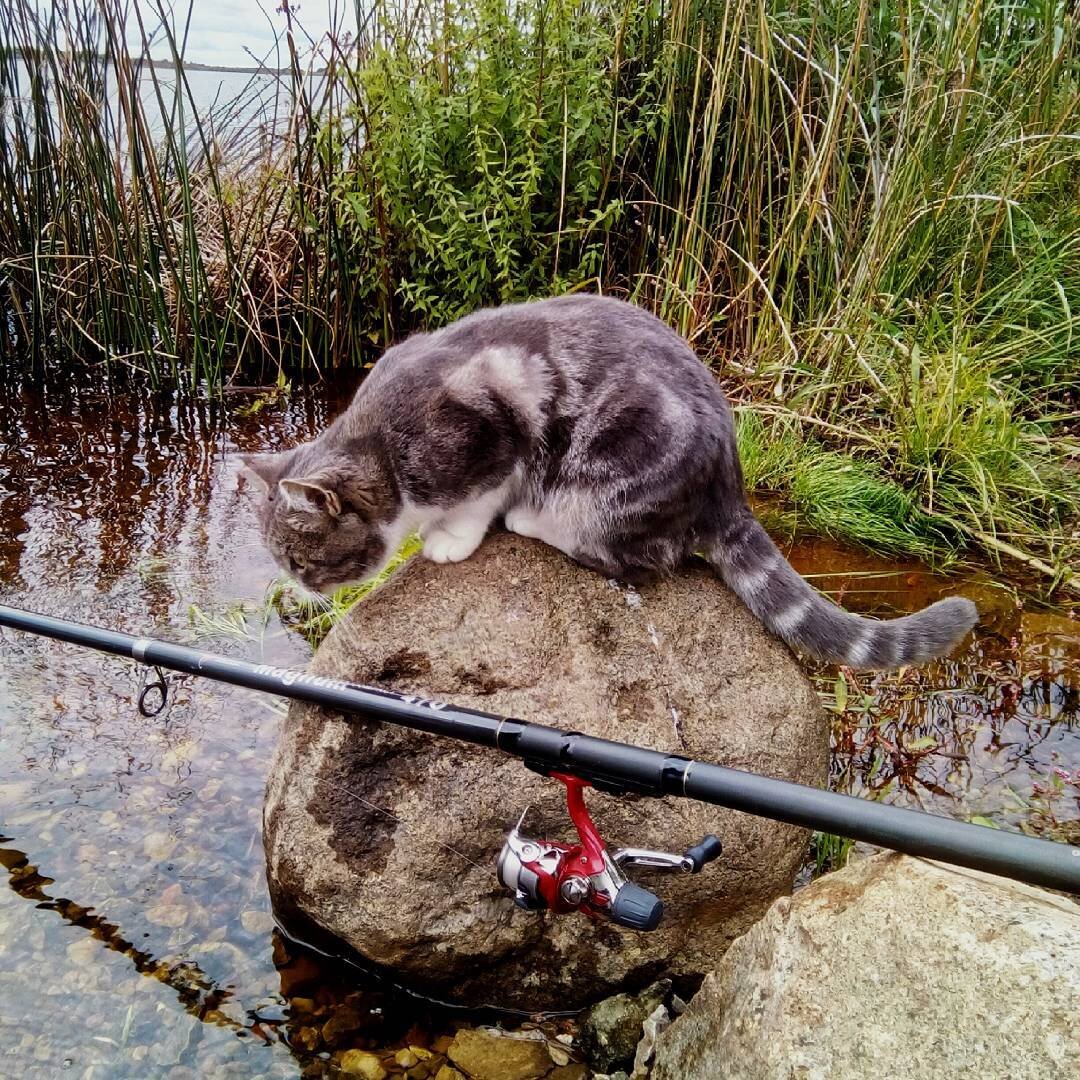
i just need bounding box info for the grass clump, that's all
[736,410,954,561]
[810,831,855,878]
[887,345,1079,550]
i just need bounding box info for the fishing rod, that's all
[2,604,1078,928]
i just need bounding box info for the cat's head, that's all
[240,446,400,594]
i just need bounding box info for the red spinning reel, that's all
[496,773,722,931]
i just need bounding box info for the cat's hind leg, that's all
[505,506,650,581]
[504,505,580,557]
[502,506,547,541]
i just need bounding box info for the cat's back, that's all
[359,294,720,417]
[437,293,694,359]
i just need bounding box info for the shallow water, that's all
[0,375,1077,1077]
[785,540,1079,837]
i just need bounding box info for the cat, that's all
[241,293,977,669]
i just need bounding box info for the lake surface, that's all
[0,374,1077,1077]
[5,60,315,157]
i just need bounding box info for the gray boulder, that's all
[652,852,1080,1080]
[263,531,827,1011]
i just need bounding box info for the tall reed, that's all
[0,0,363,385]
[1,0,1077,580]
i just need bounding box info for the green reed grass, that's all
[269,533,424,647]
[1,0,1077,582]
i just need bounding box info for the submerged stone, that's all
[446,1029,553,1080]
[338,1049,388,1079]
[263,532,827,1011]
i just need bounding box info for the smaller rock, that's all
[253,999,288,1024]
[66,936,99,966]
[629,1004,670,1079]
[339,1049,389,1080]
[145,883,189,928]
[549,1067,589,1080]
[395,1048,420,1067]
[447,1028,553,1080]
[241,909,275,935]
[433,1068,466,1080]
[143,831,177,862]
[321,1006,363,1044]
[548,1043,571,1066]
[293,1027,320,1053]
[579,980,670,1073]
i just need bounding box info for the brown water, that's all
[0,375,1077,1077]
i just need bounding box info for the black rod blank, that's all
[1,603,1078,895]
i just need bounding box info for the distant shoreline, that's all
[12,50,303,76]
[143,58,294,75]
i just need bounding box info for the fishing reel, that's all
[497,772,722,931]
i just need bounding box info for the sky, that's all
[137,1,358,68]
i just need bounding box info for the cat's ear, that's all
[239,452,282,494]
[279,475,343,517]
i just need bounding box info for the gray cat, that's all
[242,294,977,669]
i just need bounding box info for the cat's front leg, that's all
[420,483,512,564]
[422,517,490,563]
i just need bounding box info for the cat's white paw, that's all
[422,527,484,564]
[504,507,543,539]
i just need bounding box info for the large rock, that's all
[263,531,827,1011]
[652,853,1080,1080]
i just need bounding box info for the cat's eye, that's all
[288,556,307,573]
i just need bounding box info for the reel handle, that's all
[684,834,723,873]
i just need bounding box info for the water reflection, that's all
[1,838,245,1029]
[0,371,373,1077]
[787,540,1080,833]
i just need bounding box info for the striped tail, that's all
[708,513,978,670]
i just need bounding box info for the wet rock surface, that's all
[264,531,827,1011]
[651,852,1080,1080]
[446,1029,556,1080]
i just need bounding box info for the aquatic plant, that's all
[810,831,855,877]
[268,533,423,647]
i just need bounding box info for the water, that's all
[0,374,464,1078]
[0,375,1077,1077]
[783,541,1080,841]
[6,59,316,157]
